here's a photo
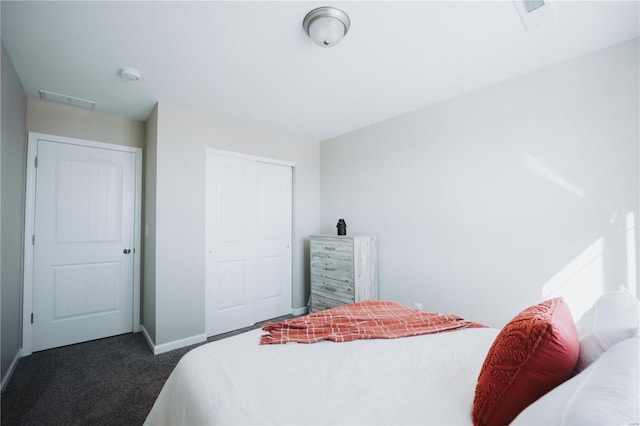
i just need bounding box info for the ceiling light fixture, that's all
[303,6,350,48]
[513,0,554,30]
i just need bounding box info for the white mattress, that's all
[145,327,499,425]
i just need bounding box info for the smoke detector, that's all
[120,67,141,81]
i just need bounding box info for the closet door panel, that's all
[206,152,292,336]
[254,162,292,321]
[206,155,254,336]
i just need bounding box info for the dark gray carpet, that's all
[1,316,292,426]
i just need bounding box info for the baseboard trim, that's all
[141,326,206,355]
[140,325,155,354]
[291,306,309,316]
[154,333,207,355]
[1,349,22,391]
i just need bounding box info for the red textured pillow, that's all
[472,298,579,426]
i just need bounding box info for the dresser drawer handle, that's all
[324,267,336,271]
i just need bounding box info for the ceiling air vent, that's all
[514,0,554,31]
[39,90,96,110]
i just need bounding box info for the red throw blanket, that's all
[260,300,488,345]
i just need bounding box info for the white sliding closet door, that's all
[205,151,293,336]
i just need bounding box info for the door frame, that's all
[206,148,295,168]
[204,148,295,336]
[22,132,142,356]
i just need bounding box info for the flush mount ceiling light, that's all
[513,0,554,30]
[303,6,350,48]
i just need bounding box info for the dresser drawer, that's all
[310,258,353,282]
[309,293,344,313]
[311,276,354,303]
[310,238,353,262]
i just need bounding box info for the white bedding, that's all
[145,327,499,425]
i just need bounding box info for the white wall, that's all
[320,39,639,328]
[147,102,320,346]
[143,106,158,342]
[26,98,145,148]
[1,41,26,387]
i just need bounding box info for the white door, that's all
[253,161,293,321]
[205,151,292,336]
[31,139,136,352]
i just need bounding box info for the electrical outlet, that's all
[414,302,422,310]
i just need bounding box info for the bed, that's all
[145,291,639,425]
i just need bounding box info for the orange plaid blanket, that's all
[260,300,488,345]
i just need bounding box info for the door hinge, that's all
[35,156,38,168]
[31,313,34,324]
[32,234,35,245]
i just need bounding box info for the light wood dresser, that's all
[309,235,378,313]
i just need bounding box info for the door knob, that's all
[123,248,131,254]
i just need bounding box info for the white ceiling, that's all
[2,1,638,141]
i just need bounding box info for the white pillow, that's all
[574,286,639,372]
[512,336,640,425]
